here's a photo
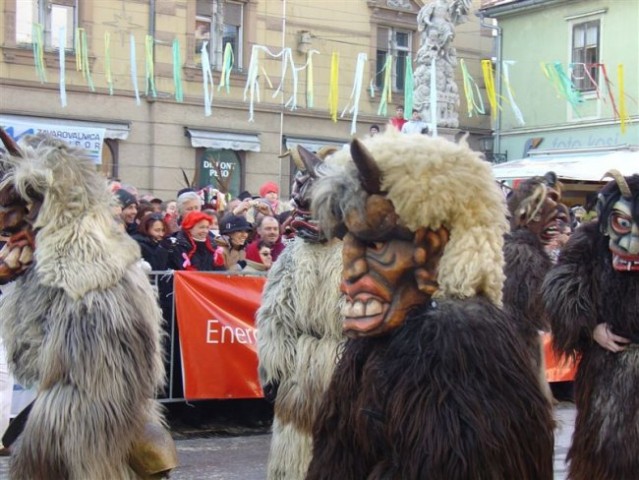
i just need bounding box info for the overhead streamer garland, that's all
[376,55,393,116]
[341,53,367,134]
[430,60,438,137]
[481,59,499,122]
[129,34,141,106]
[460,59,485,117]
[145,35,157,98]
[243,46,290,122]
[201,41,215,116]
[104,32,114,95]
[502,61,525,126]
[75,28,95,91]
[58,26,67,107]
[328,52,339,122]
[618,64,628,134]
[172,39,183,102]
[32,23,47,83]
[305,50,319,108]
[403,58,414,120]
[217,43,234,94]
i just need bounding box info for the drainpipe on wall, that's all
[479,13,503,159]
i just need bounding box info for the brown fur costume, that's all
[0,136,166,479]
[306,131,554,479]
[542,175,639,480]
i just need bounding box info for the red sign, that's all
[174,272,266,399]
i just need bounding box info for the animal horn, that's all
[351,138,382,194]
[0,128,21,157]
[602,169,632,198]
[297,145,323,178]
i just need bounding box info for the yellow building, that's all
[0,0,493,200]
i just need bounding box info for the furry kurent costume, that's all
[306,130,554,480]
[0,132,175,479]
[256,145,345,480]
[502,172,566,402]
[542,171,639,480]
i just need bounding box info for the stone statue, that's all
[413,0,471,128]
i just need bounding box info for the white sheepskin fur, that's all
[0,136,165,479]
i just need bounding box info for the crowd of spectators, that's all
[109,180,291,275]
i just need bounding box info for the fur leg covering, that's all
[307,297,555,480]
[257,239,344,479]
[543,223,639,479]
[1,266,165,479]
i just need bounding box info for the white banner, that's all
[0,119,105,164]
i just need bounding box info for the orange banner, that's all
[543,332,577,382]
[174,272,266,399]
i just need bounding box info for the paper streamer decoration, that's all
[32,23,47,83]
[129,35,141,106]
[403,59,414,121]
[172,38,183,102]
[105,32,114,95]
[341,53,367,134]
[201,41,215,116]
[618,64,628,134]
[75,28,95,91]
[218,43,234,94]
[376,55,393,116]
[328,52,339,122]
[58,26,67,107]
[430,60,437,137]
[460,59,485,117]
[481,59,499,121]
[502,61,525,126]
[145,35,157,98]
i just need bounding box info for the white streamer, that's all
[58,26,67,107]
[502,61,526,126]
[130,35,141,106]
[430,60,438,137]
[341,53,367,135]
[201,41,214,116]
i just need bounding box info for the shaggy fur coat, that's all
[256,238,344,479]
[0,138,165,479]
[306,297,555,480]
[542,222,639,480]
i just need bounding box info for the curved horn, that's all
[350,139,382,194]
[0,128,21,157]
[297,145,323,178]
[602,169,632,198]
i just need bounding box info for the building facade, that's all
[480,0,639,162]
[1,0,493,200]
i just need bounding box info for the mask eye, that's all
[611,213,632,235]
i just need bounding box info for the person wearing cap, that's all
[163,211,223,272]
[115,188,139,236]
[215,214,253,271]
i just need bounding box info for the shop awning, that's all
[492,149,639,181]
[0,114,130,140]
[186,128,261,152]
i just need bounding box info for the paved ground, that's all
[0,402,576,479]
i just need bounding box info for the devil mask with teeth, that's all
[597,171,639,272]
[307,130,554,479]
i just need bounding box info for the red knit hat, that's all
[181,211,214,231]
[259,181,279,198]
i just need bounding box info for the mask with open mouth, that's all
[598,170,639,273]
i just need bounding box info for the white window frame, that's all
[376,26,412,93]
[15,0,77,50]
[195,0,244,71]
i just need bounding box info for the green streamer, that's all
[403,59,414,119]
[173,38,184,102]
[32,23,47,83]
[217,43,234,93]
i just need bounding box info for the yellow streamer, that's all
[328,52,339,122]
[481,59,498,121]
[618,64,628,135]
